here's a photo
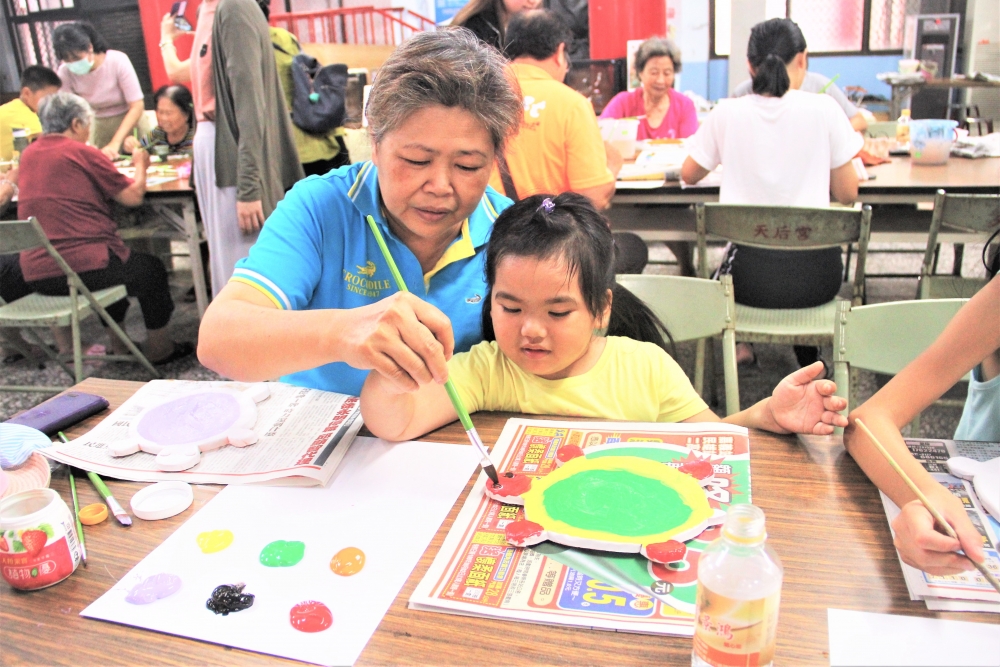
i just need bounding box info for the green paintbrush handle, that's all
[366,214,480,434]
[366,216,409,294]
[445,380,474,431]
[86,471,112,500]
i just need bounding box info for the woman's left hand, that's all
[765,361,848,434]
[100,143,121,160]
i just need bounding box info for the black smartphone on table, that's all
[171,1,192,32]
[4,392,109,436]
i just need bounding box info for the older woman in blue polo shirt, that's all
[197,30,522,396]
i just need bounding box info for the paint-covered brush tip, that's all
[482,464,500,486]
[116,514,132,527]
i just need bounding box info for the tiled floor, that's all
[1,240,987,438]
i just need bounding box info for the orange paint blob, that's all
[329,547,365,576]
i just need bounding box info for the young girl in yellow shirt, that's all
[361,193,848,441]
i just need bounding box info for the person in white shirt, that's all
[681,18,863,369]
[734,69,868,132]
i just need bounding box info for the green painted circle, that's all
[259,540,305,567]
[541,469,693,537]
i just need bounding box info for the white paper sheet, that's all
[82,437,480,666]
[828,608,1000,667]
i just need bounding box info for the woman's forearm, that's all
[198,285,351,382]
[161,45,192,83]
[109,101,146,150]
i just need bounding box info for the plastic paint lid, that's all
[129,482,193,521]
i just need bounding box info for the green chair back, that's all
[697,202,872,306]
[833,298,968,433]
[918,190,999,299]
[615,273,739,416]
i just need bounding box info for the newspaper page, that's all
[410,419,751,636]
[41,380,363,486]
[879,438,1000,609]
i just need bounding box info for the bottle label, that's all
[692,586,780,667]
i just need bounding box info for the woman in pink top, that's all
[600,38,698,140]
[53,22,150,160]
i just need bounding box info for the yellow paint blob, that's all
[196,529,234,554]
[329,547,365,576]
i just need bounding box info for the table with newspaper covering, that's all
[41,380,363,486]
[880,438,1000,613]
[411,418,752,635]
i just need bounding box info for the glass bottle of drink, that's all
[692,503,783,667]
[896,108,911,145]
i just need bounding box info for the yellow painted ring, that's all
[79,503,108,525]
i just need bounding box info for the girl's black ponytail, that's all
[607,283,676,358]
[747,18,807,98]
[751,52,791,97]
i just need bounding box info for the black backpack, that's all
[289,53,348,135]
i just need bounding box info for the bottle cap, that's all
[721,503,766,545]
[129,481,193,521]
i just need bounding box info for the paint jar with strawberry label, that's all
[0,488,82,590]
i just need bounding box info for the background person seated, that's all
[17,92,191,365]
[0,66,61,161]
[123,85,195,157]
[600,37,698,141]
[451,0,541,53]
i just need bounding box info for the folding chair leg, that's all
[70,283,82,383]
[20,327,76,380]
[721,330,739,416]
[69,277,162,379]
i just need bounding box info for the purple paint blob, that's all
[126,573,182,605]
[136,393,242,445]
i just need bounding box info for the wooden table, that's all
[2,378,997,665]
[123,160,209,319]
[609,155,1000,243]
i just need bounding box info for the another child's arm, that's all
[360,371,458,442]
[682,361,848,434]
[845,276,999,574]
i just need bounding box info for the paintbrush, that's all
[855,418,1000,594]
[68,467,88,567]
[818,73,840,94]
[59,432,132,526]
[365,215,501,486]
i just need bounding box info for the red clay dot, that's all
[289,601,333,633]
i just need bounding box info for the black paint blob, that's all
[206,583,255,615]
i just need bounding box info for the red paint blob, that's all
[505,520,544,546]
[678,459,714,481]
[555,445,584,464]
[487,473,531,498]
[645,540,687,564]
[289,601,333,633]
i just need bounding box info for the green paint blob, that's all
[259,540,305,567]
[541,469,692,537]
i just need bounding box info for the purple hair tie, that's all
[538,198,555,214]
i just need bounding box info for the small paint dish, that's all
[78,502,108,525]
[129,482,193,521]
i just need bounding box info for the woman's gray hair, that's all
[38,91,94,134]
[366,29,522,154]
[635,37,682,75]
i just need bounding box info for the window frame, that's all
[710,0,905,59]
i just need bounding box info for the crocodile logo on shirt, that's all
[466,294,482,304]
[356,261,377,277]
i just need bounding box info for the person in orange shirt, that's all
[489,9,619,210]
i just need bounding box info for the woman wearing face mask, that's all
[53,22,150,160]
[451,0,542,53]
